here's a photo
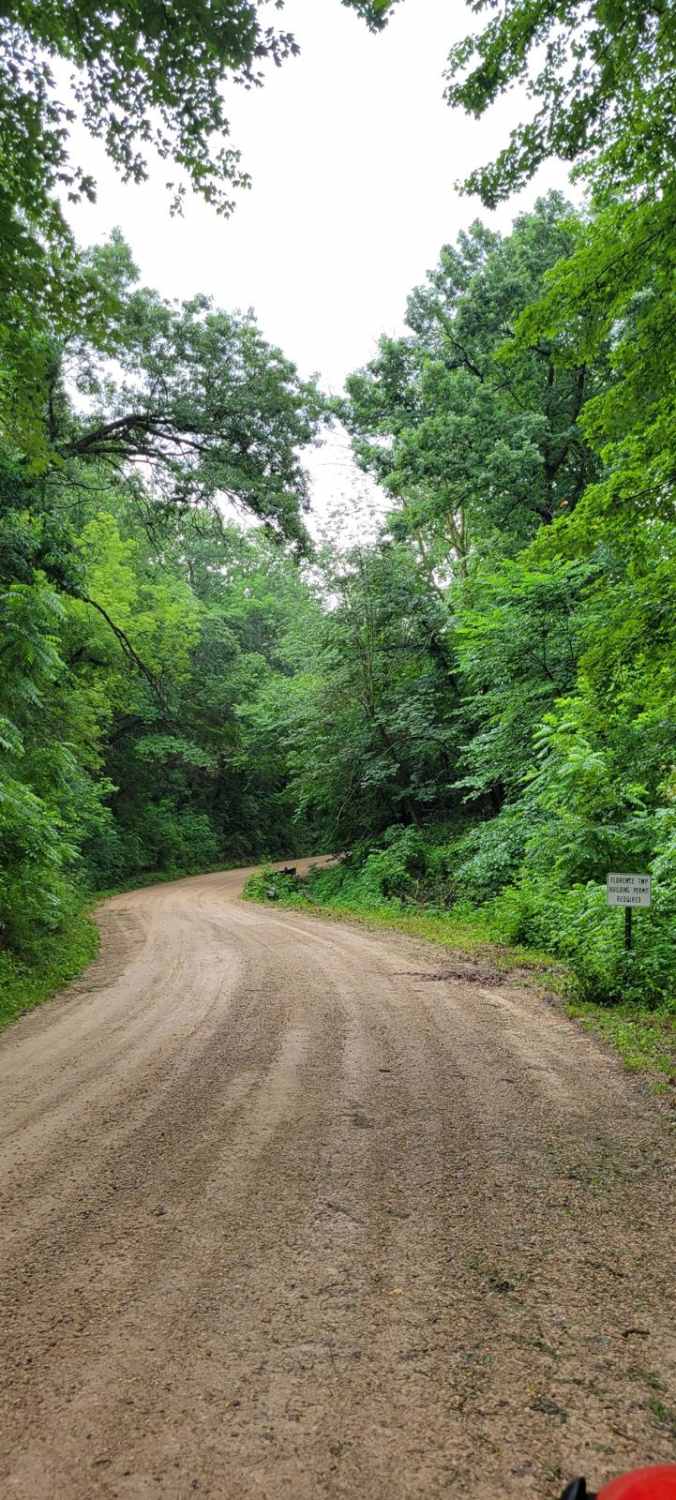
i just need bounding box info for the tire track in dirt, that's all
[0,863,674,1499]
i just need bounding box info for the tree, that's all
[344,0,675,206]
[19,235,324,551]
[0,436,326,960]
[514,191,676,541]
[453,558,590,811]
[273,541,462,844]
[0,1,301,454]
[70,506,322,881]
[342,195,602,565]
[0,0,297,288]
[444,0,676,207]
[346,0,675,546]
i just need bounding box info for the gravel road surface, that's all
[0,863,674,1499]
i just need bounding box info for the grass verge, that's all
[0,855,260,1035]
[0,911,100,1035]
[244,866,675,1093]
[567,1000,676,1093]
[242,867,560,976]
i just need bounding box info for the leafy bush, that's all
[347,827,430,904]
[452,809,531,902]
[0,911,99,1031]
[243,867,303,903]
[303,826,470,911]
[274,815,676,1012]
[109,803,221,880]
[0,773,79,956]
[488,870,675,1008]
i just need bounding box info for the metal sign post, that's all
[607,874,651,951]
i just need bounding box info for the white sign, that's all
[607,873,651,907]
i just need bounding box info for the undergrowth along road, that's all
[245,862,676,1094]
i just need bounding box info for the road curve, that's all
[0,863,674,1499]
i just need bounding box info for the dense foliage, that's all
[0,209,324,1007]
[294,189,674,1005]
[306,0,675,1009]
[2,0,674,1019]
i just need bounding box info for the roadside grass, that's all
[242,867,561,976]
[93,859,238,902]
[5,861,672,1098]
[244,866,676,1093]
[566,999,676,1093]
[0,911,100,1035]
[0,855,263,1034]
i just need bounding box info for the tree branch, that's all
[80,593,159,691]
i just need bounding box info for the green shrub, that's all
[107,803,221,880]
[0,909,99,1031]
[248,813,675,1013]
[313,825,478,911]
[488,873,675,1008]
[453,809,532,901]
[0,772,80,956]
[243,867,303,903]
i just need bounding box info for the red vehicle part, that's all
[562,1469,676,1500]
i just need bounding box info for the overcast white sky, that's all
[65,0,573,523]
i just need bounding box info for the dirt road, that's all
[0,865,674,1499]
